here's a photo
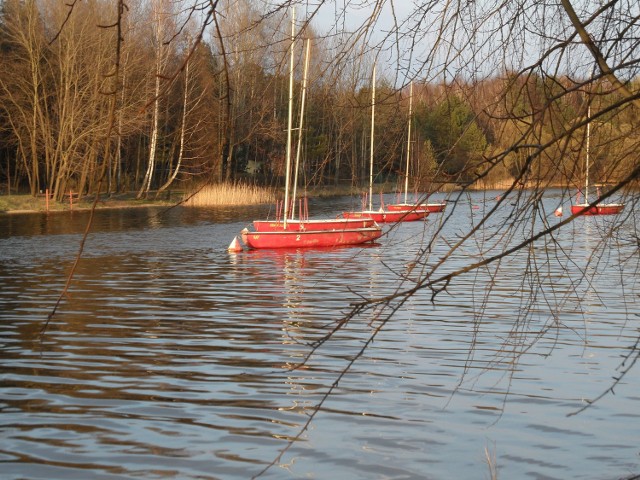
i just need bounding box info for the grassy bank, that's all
[0,183,277,214]
[0,191,176,214]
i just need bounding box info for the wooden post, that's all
[69,190,73,210]
[45,189,49,212]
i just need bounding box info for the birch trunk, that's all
[137,0,166,199]
[158,57,190,193]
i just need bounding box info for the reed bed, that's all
[183,183,276,207]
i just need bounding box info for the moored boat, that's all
[252,217,377,232]
[571,107,624,217]
[388,82,444,215]
[241,225,382,249]
[341,208,426,223]
[341,70,427,224]
[387,202,446,214]
[570,202,624,216]
[233,10,382,251]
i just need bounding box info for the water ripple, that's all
[1,193,639,479]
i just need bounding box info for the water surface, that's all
[1,190,638,479]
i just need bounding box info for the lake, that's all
[1,190,638,479]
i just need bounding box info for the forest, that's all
[0,0,638,203]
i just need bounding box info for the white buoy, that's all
[554,206,563,217]
[227,236,243,252]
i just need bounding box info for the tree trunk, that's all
[137,0,166,199]
[158,57,190,193]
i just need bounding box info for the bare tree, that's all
[137,0,176,198]
[0,0,47,196]
[156,33,212,193]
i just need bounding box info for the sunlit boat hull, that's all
[570,203,624,216]
[387,202,446,213]
[241,226,383,249]
[340,209,427,223]
[252,218,377,232]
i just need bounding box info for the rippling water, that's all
[1,190,638,480]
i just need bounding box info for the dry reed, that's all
[484,443,498,480]
[183,183,276,207]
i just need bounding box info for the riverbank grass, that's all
[0,194,46,213]
[0,193,99,213]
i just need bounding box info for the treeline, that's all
[0,0,638,201]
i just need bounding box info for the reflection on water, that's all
[0,190,638,480]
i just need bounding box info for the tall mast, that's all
[585,106,590,205]
[291,39,310,220]
[403,82,413,204]
[369,64,376,211]
[283,8,295,227]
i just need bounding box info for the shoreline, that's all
[0,192,177,215]
[2,181,628,215]
[0,203,176,215]
[0,194,182,215]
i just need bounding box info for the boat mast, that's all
[585,106,590,205]
[369,64,376,211]
[403,82,413,204]
[283,8,295,228]
[291,39,310,220]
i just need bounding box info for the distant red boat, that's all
[571,107,624,217]
[387,202,446,214]
[387,82,446,216]
[570,203,624,216]
[342,69,427,225]
[340,209,427,223]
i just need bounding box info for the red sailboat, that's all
[252,218,377,232]
[241,225,382,249]
[571,107,624,216]
[341,68,428,224]
[341,208,427,223]
[387,82,445,215]
[234,11,382,251]
[387,201,446,214]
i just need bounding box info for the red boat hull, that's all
[253,218,376,232]
[387,202,446,213]
[241,226,382,249]
[570,203,624,216]
[341,209,427,223]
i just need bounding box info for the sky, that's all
[299,1,421,85]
